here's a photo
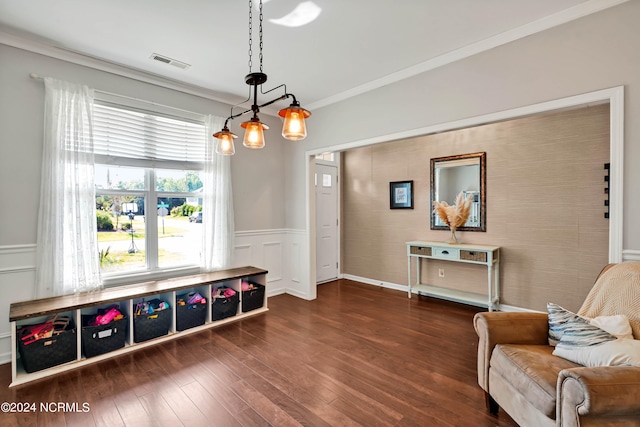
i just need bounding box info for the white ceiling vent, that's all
[150,53,191,70]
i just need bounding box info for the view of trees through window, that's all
[96,165,204,275]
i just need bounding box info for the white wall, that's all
[3,2,640,357]
[0,44,289,242]
[286,1,640,298]
[0,44,302,363]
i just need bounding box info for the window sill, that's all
[101,265,202,288]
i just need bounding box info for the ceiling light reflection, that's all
[269,1,321,27]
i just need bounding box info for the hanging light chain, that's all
[248,0,253,72]
[216,0,309,153]
[259,0,263,73]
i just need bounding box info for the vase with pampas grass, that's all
[432,191,472,244]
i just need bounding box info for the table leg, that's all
[495,260,500,308]
[487,263,493,312]
[407,255,412,298]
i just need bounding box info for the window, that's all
[93,99,207,279]
[315,152,335,162]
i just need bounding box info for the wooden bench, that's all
[9,266,268,387]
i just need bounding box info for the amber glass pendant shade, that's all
[278,105,311,140]
[213,128,237,155]
[241,117,269,149]
[212,1,311,155]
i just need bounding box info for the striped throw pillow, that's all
[548,302,616,348]
[548,302,576,346]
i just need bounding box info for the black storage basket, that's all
[81,315,127,358]
[133,302,172,343]
[212,289,239,321]
[175,293,207,331]
[17,318,77,373]
[242,283,266,312]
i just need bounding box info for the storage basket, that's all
[175,293,207,331]
[410,246,432,256]
[460,250,487,262]
[211,289,239,321]
[133,300,172,343]
[81,315,127,358]
[17,317,77,373]
[242,283,265,313]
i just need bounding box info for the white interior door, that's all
[315,164,339,283]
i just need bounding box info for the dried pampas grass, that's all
[433,191,472,234]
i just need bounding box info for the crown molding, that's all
[306,0,629,110]
[1,0,629,112]
[0,31,241,107]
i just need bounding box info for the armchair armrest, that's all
[473,312,549,391]
[557,366,640,427]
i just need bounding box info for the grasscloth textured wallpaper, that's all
[342,104,609,312]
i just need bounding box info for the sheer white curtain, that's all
[203,115,235,270]
[35,78,102,297]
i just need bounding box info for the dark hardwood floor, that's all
[0,279,517,426]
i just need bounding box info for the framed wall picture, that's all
[390,180,414,209]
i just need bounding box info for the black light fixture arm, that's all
[223,72,299,126]
[222,109,251,128]
[261,82,300,106]
[256,92,293,109]
[213,0,308,154]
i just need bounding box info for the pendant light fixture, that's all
[213,0,311,155]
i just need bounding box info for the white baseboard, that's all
[498,304,544,313]
[341,273,541,312]
[341,274,408,293]
[0,331,11,364]
[0,352,10,365]
[284,288,314,300]
[267,287,286,297]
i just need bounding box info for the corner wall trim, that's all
[306,0,629,110]
[0,32,239,108]
[622,250,640,261]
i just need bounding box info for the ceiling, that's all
[0,0,620,112]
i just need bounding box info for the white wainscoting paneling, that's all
[263,242,283,282]
[233,229,308,298]
[283,229,309,299]
[234,244,253,268]
[291,241,301,284]
[0,244,37,364]
[622,250,640,261]
[0,230,309,365]
[0,244,36,274]
[234,230,285,295]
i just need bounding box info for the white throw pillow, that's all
[553,338,640,367]
[590,315,634,340]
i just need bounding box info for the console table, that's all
[406,241,500,310]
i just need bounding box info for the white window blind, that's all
[93,101,206,170]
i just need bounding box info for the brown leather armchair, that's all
[474,263,640,426]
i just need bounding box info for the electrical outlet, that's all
[438,268,445,278]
